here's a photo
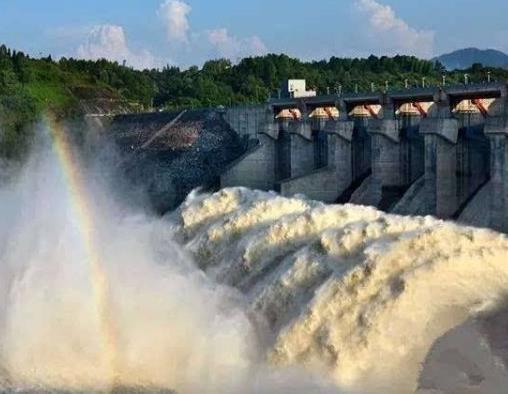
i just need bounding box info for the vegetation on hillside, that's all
[0,45,154,158]
[2,43,508,158]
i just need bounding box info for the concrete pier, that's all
[401,115,425,187]
[485,116,508,232]
[224,104,269,140]
[279,114,358,203]
[420,117,460,218]
[288,118,314,178]
[221,133,278,191]
[351,117,372,182]
[221,110,279,191]
[348,117,376,205]
[367,95,426,210]
[275,128,291,181]
[419,95,491,219]
[455,113,490,214]
[328,120,357,196]
[369,118,402,208]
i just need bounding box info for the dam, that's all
[106,80,508,232]
[220,81,508,232]
[3,84,508,394]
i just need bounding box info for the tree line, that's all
[1,43,508,158]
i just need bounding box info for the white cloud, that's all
[77,25,161,69]
[158,0,192,43]
[157,1,266,62]
[74,2,268,69]
[355,0,434,58]
[207,28,267,61]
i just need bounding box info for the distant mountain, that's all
[434,48,508,70]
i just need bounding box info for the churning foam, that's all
[175,187,508,393]
[2,120,508,393]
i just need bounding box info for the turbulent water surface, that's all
[176,188,508,393]
[1,131,508,393]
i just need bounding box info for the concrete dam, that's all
[221,82,508,232]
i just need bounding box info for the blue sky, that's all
[1,0,508,68]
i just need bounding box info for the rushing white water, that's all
[0,139,335,393]
[2,135,508,393]
[174,187,508,394]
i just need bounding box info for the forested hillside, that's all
[2,43,508,158]
[0,45,152,158]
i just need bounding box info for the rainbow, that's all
[46,116,118,386]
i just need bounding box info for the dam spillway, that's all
[220,82,508,232]
[105,82,508,232]
[5,143,508,393]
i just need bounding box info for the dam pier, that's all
[220,81,508,232]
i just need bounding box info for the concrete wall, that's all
[415,114,491,219]
[279,168,340,203]
[419,118,459,218]
[276,129,291,181]
[352,117,372,179]
[289,120,315,178]
[221,133,277,191]
[279,120,355,202]
[224,104,269,139]
[455,114,490,213]
[313,129,329,168]
[402,117,425,185]
[485,116,508,232]
[369,119,402,207]
[328,121,356,196]
[367,115,425,210]
[222,105,497,226]
[425,133,458,217]
[489,135,508,231]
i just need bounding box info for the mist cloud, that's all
[0,122,338,393]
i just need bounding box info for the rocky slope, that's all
[107,109,247,212]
